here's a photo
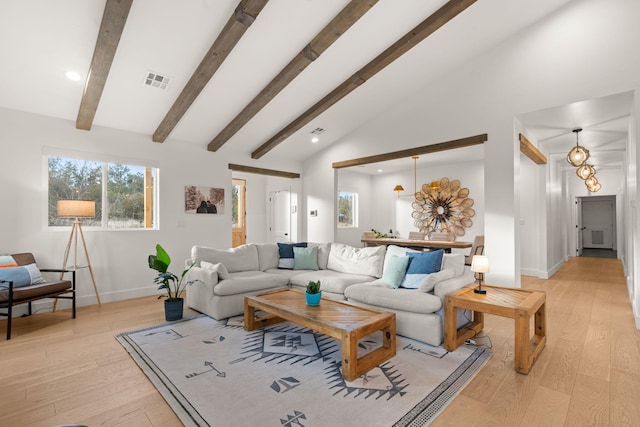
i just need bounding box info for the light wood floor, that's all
[1,256,639,426]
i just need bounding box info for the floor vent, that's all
[144,71,171,90]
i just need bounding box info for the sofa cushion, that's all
[293,246,319,270]
[254,243,280,271]
[213,271,289,296]
[0,255,18,268]
[399,249,444,289]
[383,245,419,273]
[418,268,456,293]
[0,263,45,290]
[191,244,259,273]
[308,242,331,270]
[327,243,386,278]
[289,270,375,294]
[442,253,465,277]
[277,242,307,269]
[201,261,230,280]
[345,283,443,314]
[381,255,410,288]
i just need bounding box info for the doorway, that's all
[578,195,616,258]
[232,178,246,247]
[269,189,291,244]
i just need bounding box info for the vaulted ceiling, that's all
[4,0,610,166]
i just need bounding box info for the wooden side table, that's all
[444,284,546,374]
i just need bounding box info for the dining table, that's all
[360,237,472,253]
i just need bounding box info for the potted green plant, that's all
[148,244,198,321]
[305,280,322,306]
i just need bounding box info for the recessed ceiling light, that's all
[65,71,82,81]
[377,169,383,173]
[311,136,319,143]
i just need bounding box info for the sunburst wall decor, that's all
[411,177,475,239]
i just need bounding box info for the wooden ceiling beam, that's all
[208,0,378,152]
[519,133,547,164]
[228,163,300,179]
[152,0,269,143]
[332,133,487,169]
[251,0,477,159]
[76,0,133,131]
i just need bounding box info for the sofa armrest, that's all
[433,270,474,301]
[184,266,219,288]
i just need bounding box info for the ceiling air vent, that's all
[143,71,171,90]
[311,127,325,135]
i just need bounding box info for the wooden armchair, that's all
[0,253,76,340]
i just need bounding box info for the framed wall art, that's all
[185,185,224,214]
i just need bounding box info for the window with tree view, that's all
[337,191,358,228]
[48,155,157,229]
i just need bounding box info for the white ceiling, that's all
[1,0,586,166]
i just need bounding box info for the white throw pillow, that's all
[418,268,456,292]
[201,261,230,280]
[442,253,465,277]
[308,242,331,270]
[327,243,386,278]
[191,244,259,273]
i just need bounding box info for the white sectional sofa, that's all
[184,242,473,346]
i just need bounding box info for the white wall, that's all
[335,169,373,247]
[369,160,484,256]
[519,153,544,277]
[0,107,300,313]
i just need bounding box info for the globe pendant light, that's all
[585,175,599,189]
[588,182,602,192]
[576,163,596,180]
[567,128,590,167]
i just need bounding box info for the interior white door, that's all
[269,189,291,244]
[576,197,583,256]
[581,199,614,249]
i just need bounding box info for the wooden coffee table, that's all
[244,289,396,381]
[444,284,546,374]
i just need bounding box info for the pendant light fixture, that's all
[576,163,596,180]
[567,128,590,167]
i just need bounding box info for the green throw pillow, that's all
[381,255,410,288]
[293,246,319,270]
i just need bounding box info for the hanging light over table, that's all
[567,128,590,167]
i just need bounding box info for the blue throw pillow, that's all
[277,242,307,269]
[293,246,319,270]
[0,263,45,290]
[381,255,410,288]
[400,250,444,289]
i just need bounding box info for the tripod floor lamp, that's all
[56,200,101,309]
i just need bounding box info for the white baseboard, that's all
[8,285,160,318]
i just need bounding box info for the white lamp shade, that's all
[470,255,489,273]
[57,200,96,218]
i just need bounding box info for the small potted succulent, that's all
[305,280,322,306]
[148,244,199,321]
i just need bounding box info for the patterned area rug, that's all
[116,315,490,427]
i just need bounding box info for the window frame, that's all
[44,148,159,231]
[337,190,359,228]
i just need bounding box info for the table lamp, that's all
[57,200,101,307]
[470,255,489,294]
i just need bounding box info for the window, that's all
[337,191,358,228]
[48,155,157,229]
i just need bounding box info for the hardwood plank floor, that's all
[1,256,638,426]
